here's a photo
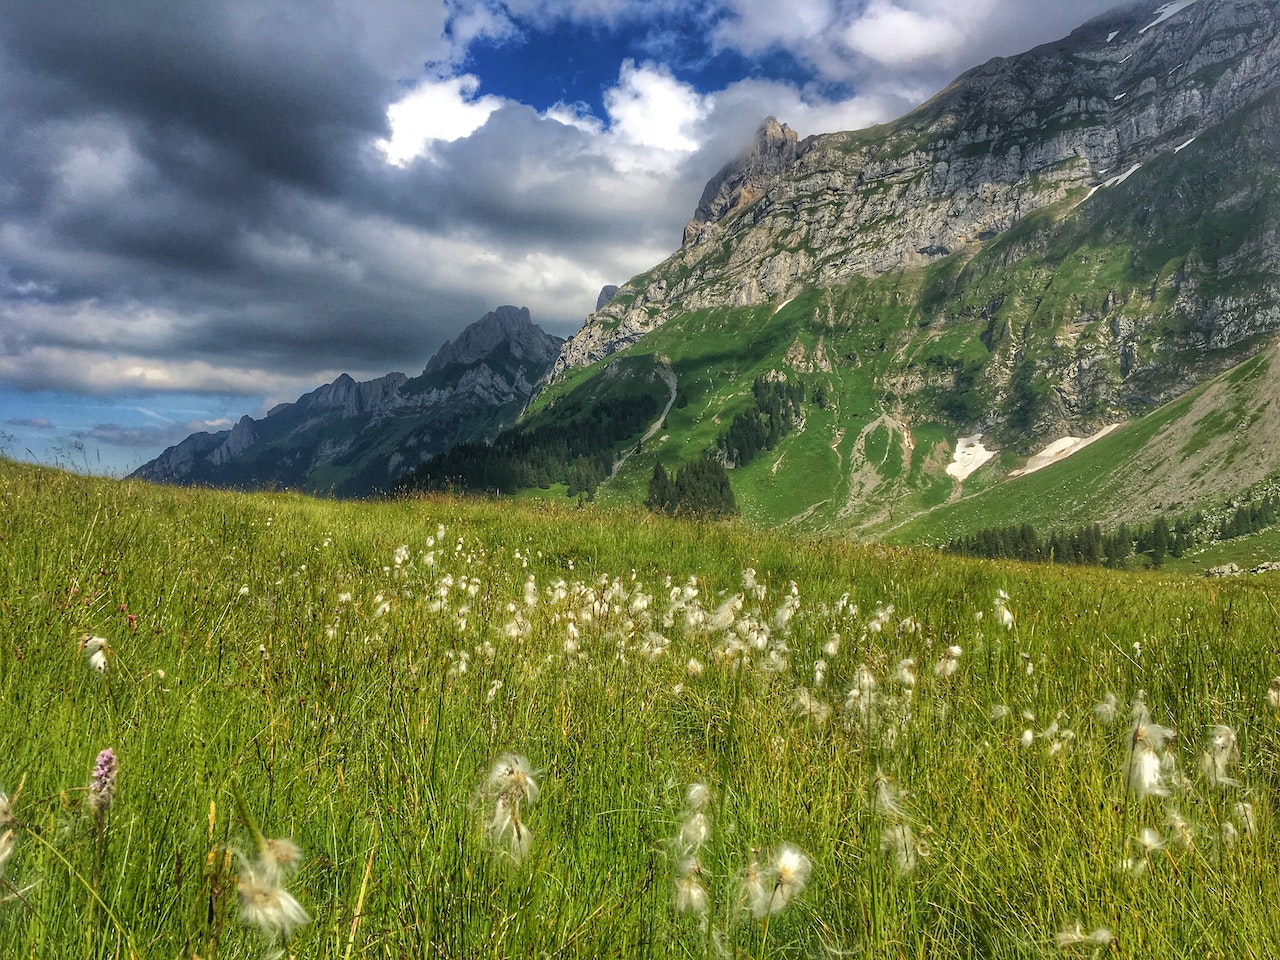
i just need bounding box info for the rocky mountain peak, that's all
[424,305,558,375]
[684,117,804,246]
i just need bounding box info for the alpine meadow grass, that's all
[2,457,1279,957]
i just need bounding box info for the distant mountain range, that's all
[132,306,561,496]
[138,0,1280,545]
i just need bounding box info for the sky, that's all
[0,0,1123,475]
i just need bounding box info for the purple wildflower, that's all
[88,748,117,818]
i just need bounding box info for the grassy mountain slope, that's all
[508,84,1280,544]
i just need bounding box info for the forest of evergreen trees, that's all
[715,377,805,467]
[646,457,737,518]
[401,385,665,499]
[944,493,1280,567]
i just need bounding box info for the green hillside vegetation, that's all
[4,458,1280,958]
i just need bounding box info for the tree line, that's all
[401,386,665,500]
[944,492,1280,567]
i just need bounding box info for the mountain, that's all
[410,0,1280,540]
[132,306,561,496]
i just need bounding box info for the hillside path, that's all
[611,363,677,478]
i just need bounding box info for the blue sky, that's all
[0,0,1124,476]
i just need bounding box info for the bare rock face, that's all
[549,0,1280,382]
[683,118,803,246]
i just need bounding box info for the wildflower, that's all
[1137,827,1163,855]
[881,823,920,875]
[994,590,1014,629]
[487,796,534,861]
[893,658,916,689]
[739,853,771,917]
[1233,801,1255,837]
[1092,692,1119,724]
[484,754,539,807]
[1127,739,1168,799]
[237,855,311,947]
[1221,820,1240,849]
[0,830,14,879]
[482,754,539,861]
[1166,809,1195,850]
[674,858,708,915]
[933,645,961,679]
[1127,718,1176,799]
[740,844,811,918]
[81,634,110,674]
[1055,922,1115,949]
[772,843,811,906]
[872,772,908,820]
[708,594,742,632]
[1200,725,1239,787]
[792,687,831,724]
[680,812,710,849]
[685,657,704,677]
[685,782,712,812]
[87,749,117,819]
[1268,677,1280,711]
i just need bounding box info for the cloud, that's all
[6,416,52,429]
[842,1,977,67]
[377,74,506,166]
[604,59,712,154]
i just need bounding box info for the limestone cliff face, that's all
[551,0,1280,380]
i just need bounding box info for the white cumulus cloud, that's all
[377,74,505,166]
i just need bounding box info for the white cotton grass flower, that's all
[680,812,711,850]
[237,854,311,947]
[772,843,811,905]
[484,754,539,806]
[1092,692,1119,725]
[881,822,921,876]
[674,858,708,915]
[933,645,962,679]
[1268,677,1280,711]
[1054,921,1115,949]
[81,634,111,674]
[1166,809,1196,851]
[1221,820,1240,850]
[792,687,831,724]
[487,797,534,861]
[741,844,812,918]
[1200,725,1239,787]
[994,590,1014,629]
[481,754,539,862]
[0,829,15,879]
[1127,739,1169,799]
[872,771,908,820]
[685,782,712,812]
[1232,801,1255,837]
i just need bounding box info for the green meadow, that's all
[2,457,1279,958]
